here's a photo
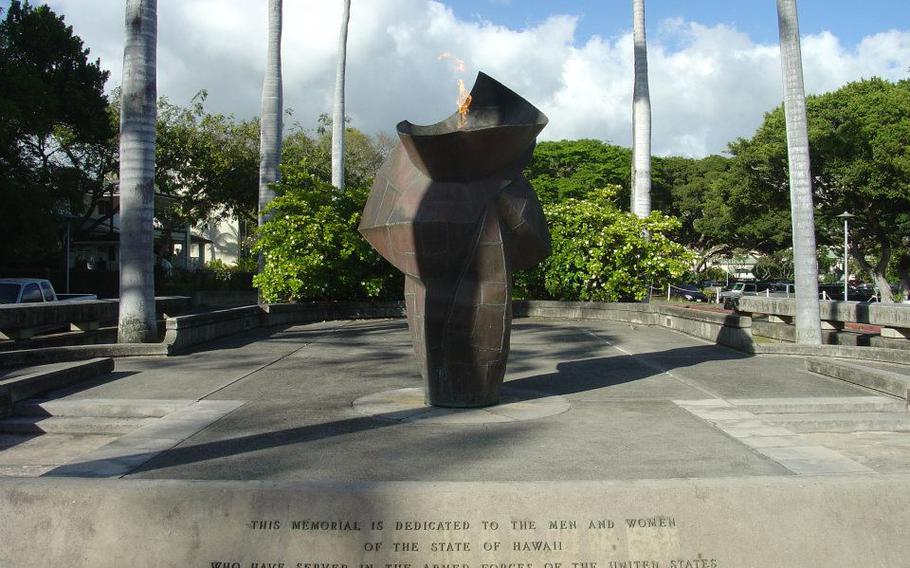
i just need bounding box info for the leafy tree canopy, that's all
[525,139,631,206]
[152,92,260,227]
[0,0,112,265]
[727,77,910,298]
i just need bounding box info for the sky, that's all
[12,0,910,157]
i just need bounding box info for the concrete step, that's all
[0,358,115,417]
[729,396,906,414]
[0,432,120,478]
[762,412,910,433]
[0,416,157,435]
[806,358,910,399]
[14,398,192,419]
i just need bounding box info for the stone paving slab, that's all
[47,400,244,478]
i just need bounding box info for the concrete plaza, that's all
[1,318,909,480]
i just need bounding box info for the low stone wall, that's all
[4,476,910,567]
[163,305,263,354]
[655,304,753,350]
[159,300,757,354]
[513,301,752,350]
[159,301,406,354]
[261,301,405,327]
[514,300,659,325]
[192,290,259,307]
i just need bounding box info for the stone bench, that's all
[737,297,910,341]
[0,296,190,341]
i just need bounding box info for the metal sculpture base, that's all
[353,387,570,424]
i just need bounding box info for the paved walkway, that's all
[1,318,908,480]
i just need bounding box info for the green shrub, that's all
[515,186,692,302]
[252,162,402,302]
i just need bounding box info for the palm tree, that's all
[776,0,821,345]
[258,0,283,235]
[118,0,158,343]
[331,0,352,191]
[631,0,651,218]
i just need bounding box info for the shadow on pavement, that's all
[42,339,748,478]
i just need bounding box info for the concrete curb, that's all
[0,344,167,369]
[0,358,115,418]
[806,357,910,401]
[750,343,910,365]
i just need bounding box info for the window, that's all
[21,284,43,303]
[39,281,55,301]
[0,283,20,304]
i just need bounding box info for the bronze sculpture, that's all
[359,72,550,407]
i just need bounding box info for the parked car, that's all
[719,281,770,309]
[818,283,878,302]
[763,281,796,298]
[671,284,708,302]
[0,278,96,304]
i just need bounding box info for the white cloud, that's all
[50,0,910,157]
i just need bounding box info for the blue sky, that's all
[10,0,910,156]
[445,0,909,47]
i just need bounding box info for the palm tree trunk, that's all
[631,0,651,218]
[258,0,283,233]
[331,0,352,191]
[118,0,158,343]
[776,0,821,344]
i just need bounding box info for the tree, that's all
[258,0,282,238]
[118,0,158,343]
[524,139,631,206]
[289,115,387,191]
[729,78,910,302]
[652,154,737,269]
[331,0,351,191]
[0,0,113,267]
[776,0,821,344]
[152,93,259,258]
[631,0,652,218]
[809,79,910,302]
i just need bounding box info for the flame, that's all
[437,52,472,128]
[437,52,466,73]
[457,79,472,128]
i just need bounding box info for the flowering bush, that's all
[516,186,692,302]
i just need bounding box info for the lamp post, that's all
[836,211,855,301]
